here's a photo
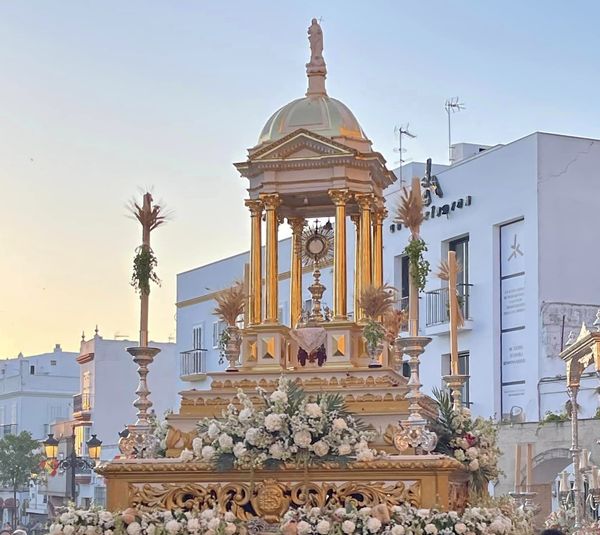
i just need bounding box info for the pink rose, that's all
[281,521,298,535]
[372,504,391,524]
[120,508,138,525]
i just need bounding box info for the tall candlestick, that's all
[592,467,600,490]
[526,443,533,491]
[514,444,522,492]
[559,471,569,493]
[580,448,590,471]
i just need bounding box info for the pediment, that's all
[249,129,356,162]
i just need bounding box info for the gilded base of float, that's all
[96,456,469,523]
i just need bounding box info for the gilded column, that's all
[355,193,374,293]
[261,193,281,324]
[288,217,305,327]
[372,204,387,287]
[351,214,362,321]
[244,199,263,325]
[329,189,352,320]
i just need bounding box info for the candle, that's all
[592,467,600,490]
[580,449,590,471]
[559,471,569,493]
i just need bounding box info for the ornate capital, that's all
[245,199,263,216]
[350,214,360,226]
[355,192,375,211]
[259,193,282,211]
[373,208,388,225]
[288,217,306,236]
[328,188,352,206]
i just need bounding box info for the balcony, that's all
[73,393,92,419]
[0,424,17,438]
[180,349,208,381]
[424,284,473,335]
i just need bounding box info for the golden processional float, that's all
[97,19,470,524]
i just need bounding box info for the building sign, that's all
[499,219,528,422]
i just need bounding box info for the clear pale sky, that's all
[2,1,600,357]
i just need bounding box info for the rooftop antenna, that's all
[444,97,465,164]
[393,124,416,188]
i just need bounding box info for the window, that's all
[30,365,35,375]
[212,321,226,349]
[192,325,203,350]
[448,235,469,287]
[50,360,57,366]
[441,351,470,405]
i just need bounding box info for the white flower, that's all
[338,443,352,455]
[297,521,311,535]
[305,403,322,418]
[86,527,97,535]
[126,523,141,535]
[224,523,237,535]
[342,520,356,534]
[270,390,288,404]
[468,459,480,471]
[391,526,405,535]
[245,427,261,445]
[165,520,181,534]
[179,448,194,462]
[358,507,372,518]
[455,523,467,534]
[269,442,285,459]
[313,440,330,457]
[224,512,236,522]
[99,511,114,526]
[233,442,247,458]
[49,524,62,535]
[316,520,331,534]
[265,413,284,432]
[201,445,216,460]
[187,519,200,532]
[466,447,479,460]
[60,513,72,524]
[201,509,215,520]
[239,408,253,422]
[294,430,312,448]
[218,433,234,451]
[63,526,75,535]
[454,449,466,462]
[332,418,348,431]
[356,447,375,461]
[208,423,220,439]
[367,517,382,533]
[192,437,203,456]
[208,518,221,530]
[105,531,113,535]
[424,524,437,535]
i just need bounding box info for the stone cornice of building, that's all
[176,261,333,309]
[0,390,76,399]
[76,352,95,364]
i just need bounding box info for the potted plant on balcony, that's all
[359,284,395,368]
[213,281,245,372]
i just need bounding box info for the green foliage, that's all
[363,320,385,352]
[594,407,600,419]
[131,246,160,296]
[403,238,430,291]
[0,432,41,499]
[539,410,570,426]
[429,387,458,456]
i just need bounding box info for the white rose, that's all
[218,433,234,451]
[179,448,194,462]
[208,423,220,439]
[270,390,288,404]
[165,520,181,534]
[332,418,348,431]
[49,524,62,535]
[356,447,375,462]
[86,527,97,535]
[233,442,247,458]
[105,531,113,535]
[305,403,322,418]
[338,443,352,455]
[454,449,466,462]
[294,430,312,448]
[224,512,236,522]
[367,517,382,533]
[424,524,437,535]
[342,520,356,534]
[63,527,75,535]
[99,511,114,526]
[60,513,71,524]
[468,459,479,471]
[466,447,478,460]
[297,521,311,535]
[208,518,221,530]
[391,526,405,535]
[265,413,284,432]
[313,440,330,457]
[269,442,285,459]
[239,408,253,422]
[201,509,215,520]
[187,519,200,532]
[192,437,203,456]
[454,523,467,534]
[316,520,331,534]
[225,523,237,535]
[202,445,216,460]
[126,523,141,535]
[358,507,372,518]
[245,427,261,445]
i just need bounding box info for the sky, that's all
[1,1,600,357]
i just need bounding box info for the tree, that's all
[0,432,41,523]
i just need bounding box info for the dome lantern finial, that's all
[306,18,327,97]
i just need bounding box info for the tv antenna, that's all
[444,97,465,164]
[393,124,416,188]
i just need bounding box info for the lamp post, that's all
[42,432,102,504]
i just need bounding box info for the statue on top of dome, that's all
[307,18,325,67]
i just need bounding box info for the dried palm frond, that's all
[394,177,423,239]
[214,281,246,326]
[359,284,396,320]
[127,191,171,232]
[383,308,407,343]
[437,259,464,281]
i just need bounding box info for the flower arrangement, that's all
[359,284,396,357]
[193,376,377,470]
[429,389,502,493]
[544,505,576,534]
[48,505,245,535]
[281,500,533,535]
[148,410,172,458]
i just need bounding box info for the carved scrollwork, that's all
[448,481,469,512]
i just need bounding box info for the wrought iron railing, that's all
[73,393,92,413]
[180,349,207,378]
[425,283,472,327]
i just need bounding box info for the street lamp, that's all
[42,432,103,503]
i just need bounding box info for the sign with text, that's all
[501,328,527,384]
